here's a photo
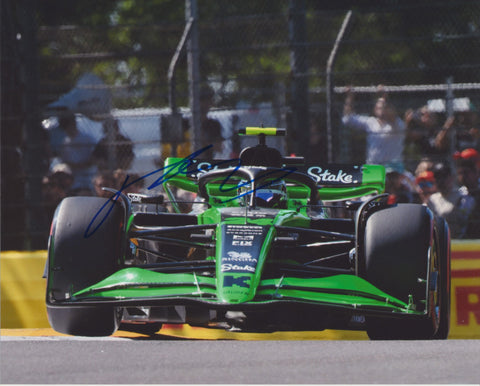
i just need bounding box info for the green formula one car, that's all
[45,127,451,339]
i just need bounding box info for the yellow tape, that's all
[242,127,285,136]
[1,251,50,328]
[1,245,479,339]
[451,239,480,251]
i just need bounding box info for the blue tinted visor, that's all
[256,190,275,203]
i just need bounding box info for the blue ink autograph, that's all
[84,145,297,238]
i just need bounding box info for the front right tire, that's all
[362,204,449,340]
[433,216,451,339]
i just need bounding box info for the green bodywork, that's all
[74,269,412,313]
[161,157,386,205]
[70,158,423,317]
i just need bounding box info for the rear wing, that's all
[162,156,385,202]
[162,126,384,202]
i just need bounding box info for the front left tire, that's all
[46,196,125,336]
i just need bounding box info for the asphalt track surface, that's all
[1,330,479,384]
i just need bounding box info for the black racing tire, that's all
[433,216,451,339]
[363,204,441,340]
[119,322,163,336]
[47,305,123,337]
[46,196,125,336]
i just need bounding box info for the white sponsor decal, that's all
[226,226,263,237]
[195,161,215,176]
[233,235,254,241]
[221,264,256,272]
[307,166,354,184]
[128,193,143,202]
[232,240,253,246]
[227,251,253,259]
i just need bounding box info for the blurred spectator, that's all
[405,99,480,171]
[415,170,437,205]
[92,171,116,198]
[427,162,475,238]
[456,155,480,193]
[342,88,406,169]
[385,171,418,204]
[414,158,435,176]
[432,102,480,156]
[455,155,480,238]
[42,163,74,222]
[55,111,97,192]
[41,115,67,158]
[453,148,480,174]
[404,106,455,169]
[92,118,134,171]
[452,107,480,152]
[113,168,145,194]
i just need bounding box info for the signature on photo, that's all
[84,145,297,238]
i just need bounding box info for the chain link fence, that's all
[2,0,480,249]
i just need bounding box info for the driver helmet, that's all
[238,180,288,208]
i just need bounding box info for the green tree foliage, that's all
[36,0,480,109]
[334,2,480,86]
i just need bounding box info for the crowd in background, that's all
[40,85,221,227]
[343,87,480,239]
[41,111,144,224]
[40,85,480,240]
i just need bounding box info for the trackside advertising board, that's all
[1,242,479,339]
[450,241,480,338]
